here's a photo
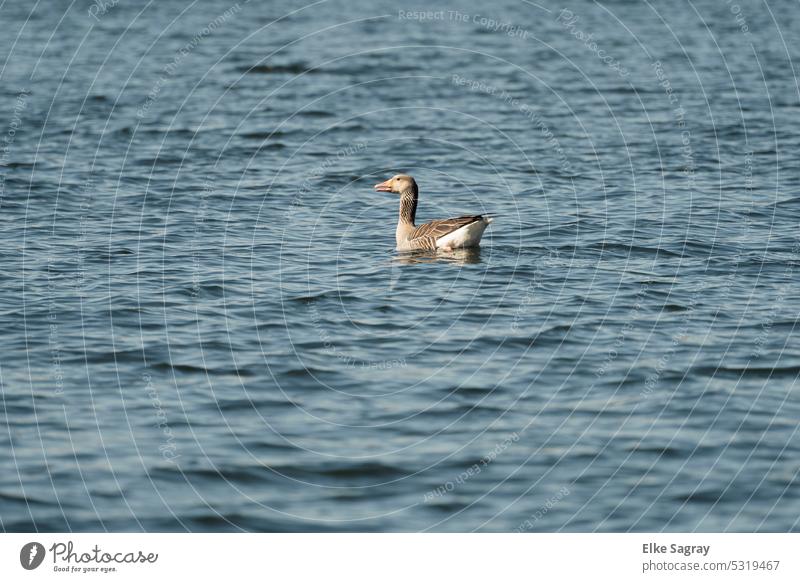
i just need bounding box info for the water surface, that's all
[1,0,799,532]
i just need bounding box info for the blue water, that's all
[2,0,799,532]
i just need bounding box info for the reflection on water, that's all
[392,247,483,265]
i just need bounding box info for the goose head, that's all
[374,174,417,194]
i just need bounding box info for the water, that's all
[1,0,799,532]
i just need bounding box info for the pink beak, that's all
[374,179,393,192]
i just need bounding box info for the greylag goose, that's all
[374,174,493,252]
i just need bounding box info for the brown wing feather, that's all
[409,215,483,242]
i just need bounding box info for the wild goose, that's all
[374,174,493,252]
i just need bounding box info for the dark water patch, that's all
[2,161,35,170]
[152,459,408,485]
[0,491,63,508]
[148,361,256,377]
[183,511,343,532]
[88,486,127,499]
[290,290,350,304]
[308,461,407,481]
[691,365,800,379]
[673,485,757,505]
[132,155,187,168]
[453,384,499,396]
[626,444,688,458]
[216,396,298,412]
[298,109,336,118]
[237,62,313,75]
[279,366,342,379]
[81,347,147,366]
[149,464,270,485]
[424,499,472,513]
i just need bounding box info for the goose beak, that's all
[374,179,392,192]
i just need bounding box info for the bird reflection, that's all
[392,247,482,265]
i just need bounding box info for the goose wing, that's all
[409,215,484,242]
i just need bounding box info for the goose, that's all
[374,174,493,252]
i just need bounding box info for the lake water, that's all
[2,0,799,532]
